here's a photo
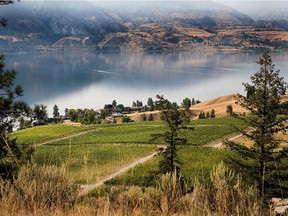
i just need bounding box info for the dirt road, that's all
[204,133,243,148]
[79,146,165,196]
[34,129,100,147]
[78,133,244,196]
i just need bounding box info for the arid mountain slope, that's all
[1,1,287,52]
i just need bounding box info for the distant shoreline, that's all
[2,45,288,55]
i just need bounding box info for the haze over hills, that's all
[218,1,288,21]
[0,1,288,52]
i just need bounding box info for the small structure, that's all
[112,112,123,118]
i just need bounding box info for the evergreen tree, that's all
[152,95,193,174]
[0,53,33,180]
[191,98,196,106]
[0,1,16,26]
[211,109,216,118]
[148,113,154,121]
[225,52,288,202]
[0,1,33,179]
[226,105,233,116]
[141,114,147,121]
[64,108,69,118]
[181,97,191,110]
[112,100,117,108]
[198,111,206,119]
[147,97,154,111]
[53,104,60,119]
[33,104,48,122]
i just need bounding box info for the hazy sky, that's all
[17,0,288,20]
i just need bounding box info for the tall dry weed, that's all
[0,163,275,216]
[190,162,264,216]
[0,163,78,215]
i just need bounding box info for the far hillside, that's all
[191,94,248,118]
[127,94,288,122]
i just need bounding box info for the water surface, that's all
[5,51,288,116]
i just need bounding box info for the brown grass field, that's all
[127,94,288,122]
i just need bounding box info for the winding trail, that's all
[204,133,244,148]
[78,133,245,196]
[79,146,165,196]
[34,129,100,147]
[32,127,164,196]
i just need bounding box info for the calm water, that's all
[5,51,288,116]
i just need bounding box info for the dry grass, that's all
[125,94,288,122]
[191,94,248,118]
[0,163,275,216]
[0,164,79,216]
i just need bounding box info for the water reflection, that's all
[5,51,288,115]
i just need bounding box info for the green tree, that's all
[136,100,143,107]
[140,114,147,121]
[64,108,69,118]
[246,85,256,99]
[112,100,117,108]
[19,116,31,130]
[0,53,33,180]
[148,113,154,121]
[33,104,48,122]
[0,1,14,27]
[100,109,106,120]
[0,1,33,180]
[83,109,96,124]
[116,104,124,112]
[211,109,216,118]
[122,116,133,123]
[152,95,192,174]
[225,52,288,202]
[191,98,195,106]
[226,104,233,116]
[181,98,193,123]
[147,97,154,111]
[181,97,191,110]
[198,111,206,119]
[53,104,60,119]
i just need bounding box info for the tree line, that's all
[63,96,202,124]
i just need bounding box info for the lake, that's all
[5,51,288,116]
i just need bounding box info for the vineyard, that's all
[11,117,247,185]
[105,147,233,187]
[12,124,95,145]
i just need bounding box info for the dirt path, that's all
[79,145,165,196]
[34,129,100,147]
[205,133,243,148]
[78,133,245,196]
